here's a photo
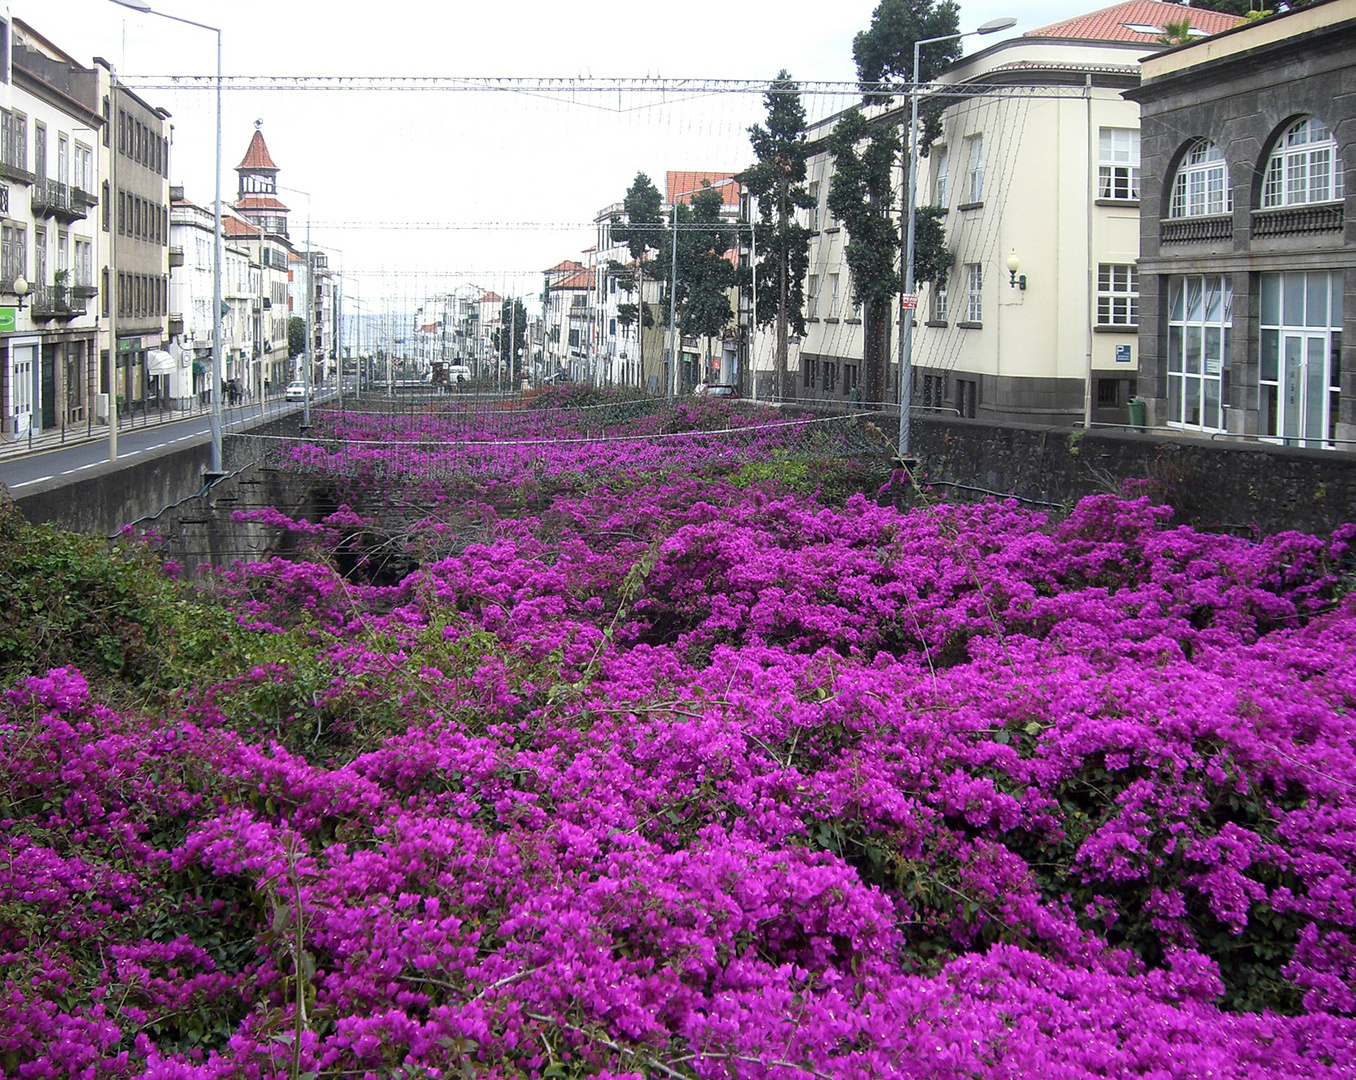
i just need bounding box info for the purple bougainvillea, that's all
[3,392,1355,1078]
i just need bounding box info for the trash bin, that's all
[1127,397,1147,432]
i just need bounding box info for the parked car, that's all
[284,380,312,401]
[694,383,738,398]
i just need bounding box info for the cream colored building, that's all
[763,0,1241,424]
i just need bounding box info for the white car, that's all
[284,380,312,401]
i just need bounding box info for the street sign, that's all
[1116,344,1132,363]
[900,293,919,310]
[0,308,14,333]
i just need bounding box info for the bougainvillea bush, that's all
[3,391,1356,1079]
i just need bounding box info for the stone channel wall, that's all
[911,414,1356,537]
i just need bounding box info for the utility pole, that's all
[106,74,118,461]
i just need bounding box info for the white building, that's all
[169,189,254,401]
[1,19,103,438]
[770,0,1240,422]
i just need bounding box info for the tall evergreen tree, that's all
[827,108,901,405]
[739,71,813,401]
[853,0,961,104]
[830,0,961,403]
[657,184,739,391]
[495,297,529,383]
[610,174,665,384]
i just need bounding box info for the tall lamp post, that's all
[898,16,1015,461]
[277,184,313,427]
[110,0,223,474]
[667,175,740,400]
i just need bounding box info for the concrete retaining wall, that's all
[12,414,306,541]
[912,415,1356,536]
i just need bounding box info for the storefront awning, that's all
[147,349,176,375]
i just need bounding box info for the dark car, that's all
[694,383,738,398]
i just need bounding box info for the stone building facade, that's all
[1128,0,1356,447]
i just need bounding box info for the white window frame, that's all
[1165,275,1231,432]
[808,180,820,231]
[932,284,948,323]
[1170,139,1231,218]
[1,221,25,284]
[965,135,983,203]
[1098,128,1140,201]
[75,143,93,193]
[965,263,982,323]
[933,145,949,206]
[1262,117,1345,208]
[1258,270,1342,448]
[828,272,839,318]
[806,273,819,319]
[1096,263,1139,326]
[74,238,93,287]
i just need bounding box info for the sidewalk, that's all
[0,394,286,461]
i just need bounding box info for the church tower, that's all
[233,122,289,238]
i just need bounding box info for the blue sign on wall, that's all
[1116,344,1132,364]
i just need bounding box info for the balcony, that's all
[1252,202,1344,238]
[168,245,185,267]
[168,313,184,336]
[31,179,87,222]
[1160,215,1232,245]
[70,282,99,301]
[28,282,89,322]
[0,145,33,186]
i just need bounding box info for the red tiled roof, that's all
[549,270,593,291]
[236,129,279,172]
[667,171,740,206]
[481,291,503,304]
[1026,0,1242,43]
[547,259,585,272]
[234,194,289,212]
[419,322,438,333]
[221,215,260,238]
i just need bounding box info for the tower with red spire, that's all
[233,123,289,239]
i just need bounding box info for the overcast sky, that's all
[29,0,1074,309]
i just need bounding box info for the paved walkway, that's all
[0,393,297,462]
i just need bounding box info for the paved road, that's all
[0,396,324,492]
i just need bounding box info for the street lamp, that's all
[109,0,224,475]
[898,16,1015,461]
[276,183,314,427]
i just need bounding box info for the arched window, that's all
[1169,139,1232,218]
[1262,117,1344,207]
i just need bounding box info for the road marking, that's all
[9,475,54,488]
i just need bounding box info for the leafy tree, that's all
[830,0,962,403]
[853,0,961,104]
[1177,0,1286,15]
[739,70,813,401]
[611,174,665,379]
[913,206,950,291]
[607,259,654,336]
[656,184,739,390]
[494,298,529,382]
[827,107,901,404]
[287,316,305,359]
[1156,15,1196,45]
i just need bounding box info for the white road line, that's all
[9,475,54,488]
[145,442,166,450]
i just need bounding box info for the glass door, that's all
[1261,272,1342,447]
